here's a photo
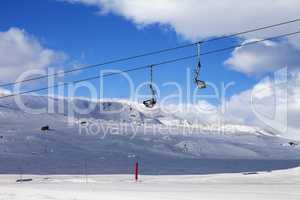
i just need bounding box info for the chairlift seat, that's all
[195,80,206,89]
[41,126,50,131]
[143,98,156,108]
[80,121,87,125]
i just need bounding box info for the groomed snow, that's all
[1,167,300,200]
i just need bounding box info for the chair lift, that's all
[143,65,157,108]
[194,42,207,89]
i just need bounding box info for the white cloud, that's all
[62,0,300,44]
[225,70,300,139]
[167,69,300,140]
[224,39,300,75]
[0,28,66,83]
[62,0,300,76]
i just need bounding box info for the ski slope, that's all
[1,167,300,200]
[0,95,300,174]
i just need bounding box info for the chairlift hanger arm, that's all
[149,65,157,96]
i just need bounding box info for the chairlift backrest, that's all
[143,65,157,108]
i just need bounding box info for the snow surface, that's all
[1,95,300,174]
[1,167,300,200]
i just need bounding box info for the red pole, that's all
[134,161,139,181]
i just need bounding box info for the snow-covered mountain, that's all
[0,95,280,133]
[0,95,300,175]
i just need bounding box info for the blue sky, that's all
[0,0,258,103]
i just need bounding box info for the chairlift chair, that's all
[143,98,156,108]
[194,42,207,89]
[143,65,157,108]
[41,125,50,131]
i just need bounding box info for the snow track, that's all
[1,167,300,200]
